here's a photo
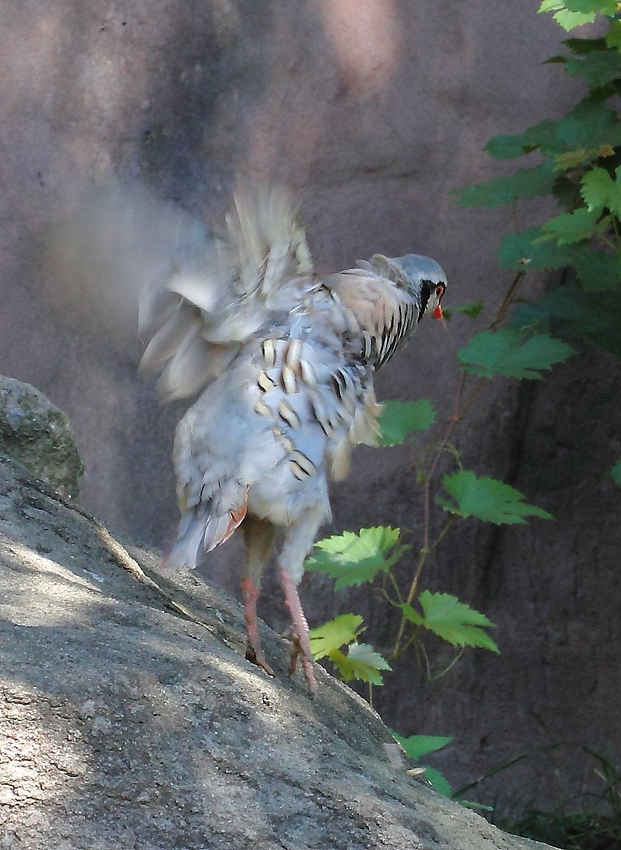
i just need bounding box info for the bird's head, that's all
[371,253,447,321]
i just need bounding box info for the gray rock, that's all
[0,376,83,500]
[0,455,547,850]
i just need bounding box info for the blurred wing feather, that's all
[47,181,314,401]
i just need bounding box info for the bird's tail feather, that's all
[164,488,248,570]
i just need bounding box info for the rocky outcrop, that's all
[0,454,546,850]
[0,377,83,499]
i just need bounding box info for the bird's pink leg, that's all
[279,568,318,696]
[241,575,274,677]
[241,516,276,677]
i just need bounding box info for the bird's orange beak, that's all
[433,304,443,320]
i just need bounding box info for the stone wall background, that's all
[1,0,620,813]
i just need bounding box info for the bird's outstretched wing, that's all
[46,182,314,401]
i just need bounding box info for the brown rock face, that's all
[0,0,619,812]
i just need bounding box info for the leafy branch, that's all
[306,262,568,685]
[309,0,621,806]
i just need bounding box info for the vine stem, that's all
[391,518,454,658]
[489,270,526,330]
[390,269,528,661]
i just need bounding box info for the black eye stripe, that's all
[417,280,433,322]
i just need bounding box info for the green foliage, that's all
[458,329,574,379]
[307,0,621,807]
[309,613,364,659]
[540,206,603,244]
[573,249,621,290]
[333,643,392,684]
[377,399,436,446]
[309,615,391,684]
[539,0,618,32]
[441,300,485,321]
[459,1,621,363]
[395,733,455,759]
[497,227,577,271]
[438,470,554,525]
[393,733,455,797]
[457,163,557,209]
[484,121,563,160]
[402,591,499,652]
[511,285,621,355]
[563,49,621,87]
[305,527,411,589]
[580,165,621,214]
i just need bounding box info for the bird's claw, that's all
[245,642,275,678]
[288,631,318,696]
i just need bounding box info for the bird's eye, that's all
[435,283,445,299]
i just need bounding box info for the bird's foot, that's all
[279,569,318,697]
[288,631,318,696]
[245,641,275,678]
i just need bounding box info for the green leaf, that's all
[538,0,618,29]
[609,460,621,486]
[605,20,621,49]
[565,50,621,87]
[442,301,484,321]
[458,329,574,379]
[304,527,410,589]
[415,590,499,653]
[400,602,425,627]
[563,0,617,14]
[580,166,621,215]
[311,617,392,684]
[511,286,621,355]
[421,767,454,798]
[573,248,621,289]
[485,135,536,160]
[377,399,437,446]
[438,470,554,526]
[485,121,564,160]
[309,614,364,659]
[563,37,608,54]
[541,207,601,244]
[457,163,557,209]
[556,103,621,153]
[580,166,616,210]
[540,4,596,30]
[393,734,455,760]
[525,119,569,156]
[392,733,454,796]
[330,643,392,684]
[497,227,577,270]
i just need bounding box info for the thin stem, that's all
[417,639,432,679]
[391,550,427,659]
[391,518,454,659]
[489,270,527,330]
[452,377,486,425]
[426,648,465,681]
[388,569,404,605]
[430,517,455,552]
[391,270,525,663]
[377,570,404,608]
